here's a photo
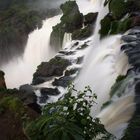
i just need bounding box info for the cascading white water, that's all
[62,33,72,49]
[74,0,135,138]
[75,35,130,114]
[97,72,138,138]
[1,15,61,88]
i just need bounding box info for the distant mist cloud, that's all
[28,0,68,11]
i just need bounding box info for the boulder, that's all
[84,12,98,26]
[33,57,71,85]
[19,84,36,105]
[52,76,73,88]
[40,88,60,96]
[60,1,83,33]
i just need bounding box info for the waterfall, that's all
[1,15,61,88]
[0,0,137,139]
[62,33,72,49]
[74,0,135,138]
[75,35,130,114]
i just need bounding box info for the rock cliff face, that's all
[0,71,6,89]
[0,70,40,140]
[50,1,98,49]
[120,27,140,140]
[100,0,140,38]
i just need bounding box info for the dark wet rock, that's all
[38,96,49,104]
[50,1,83,48]
[128,26,140,36]
[135,82,140,95]
[59,50,75,55]
[19,84,34,94]
[52,76,73,87]
[77,56,84,64]
[121,27,140,68]
[41,88,60,96]
[19,84,36,105]
[60,1,83,33]
[65,69,78,76]
[73,42,79,46]
[121,42,138,51]
[77,43,88,50]
[19,84,41,113]
[32,77,46,85]
[100,14,113,37]
[131,15,140,27]
[0,70,6,89]
[84,12,98,26]
[122,35,138,42]
[33,57,71,84]
[72,25,93,40]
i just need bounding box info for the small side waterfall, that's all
[1,15,61,88]
[62,33,72,49]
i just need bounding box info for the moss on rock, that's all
[84,12,98,26]
[72,25,93,40]
[50,1,83,49]
[109,0,130,19]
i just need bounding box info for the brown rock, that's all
[0,70,6,89]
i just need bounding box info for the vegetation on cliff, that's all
[0,71,113,140]
[25,85,113,140]
[100,0,140,37]
[50,1,98,49]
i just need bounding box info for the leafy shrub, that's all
[25,85,113,140]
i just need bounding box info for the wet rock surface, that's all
[121,26,140,140]
[84,12,98,26]
[32,39,91,104]
[121,27,140,68]
[33,56,71,85]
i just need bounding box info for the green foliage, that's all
[110,75,127,97]
[0,96,25,115]
[25,85,113,140]
[100,13,132,37]
[100,14,112,37]
[0,88,18,94]
[101,101,112,110]
[115,75,127,83]
[109,0,130,19]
